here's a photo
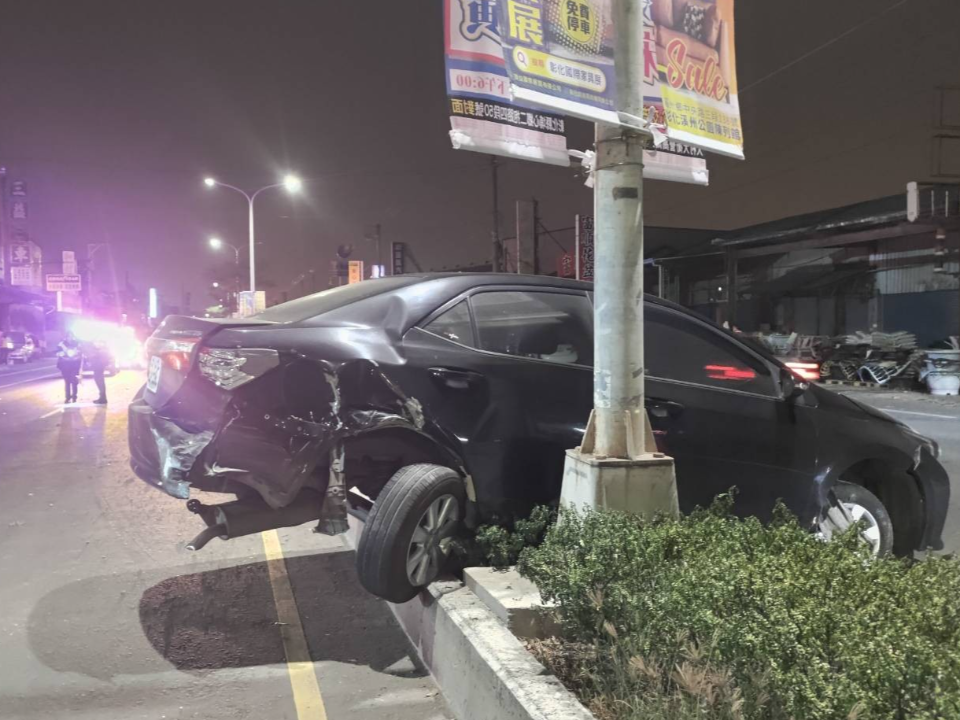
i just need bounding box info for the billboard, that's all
[446,0,570,166]
[46,274,83,292]
[648,0,743,158]
[498,0,620,125]
[238,290,266,318]
[495,0,742,159]
[10,267,33,286]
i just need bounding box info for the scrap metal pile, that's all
[820,331,923,387]
[749,331,929,389]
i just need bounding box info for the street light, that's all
[208,236,240,264]
[202,174,302,292]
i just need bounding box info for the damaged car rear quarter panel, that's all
[162,324,466,509]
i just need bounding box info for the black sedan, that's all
[129,274,949,602]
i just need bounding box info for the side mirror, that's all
[781,370,809,400]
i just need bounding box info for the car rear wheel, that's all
[817,481,893,556]
[356,463,465,603]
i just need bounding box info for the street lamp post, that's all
[208,236,241,314]
[203,175,302,292]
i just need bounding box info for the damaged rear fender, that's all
[161,356,469,511]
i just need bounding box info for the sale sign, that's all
[646,0,744,158]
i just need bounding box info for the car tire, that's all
[356,463,465,603]
[818,481,894,557]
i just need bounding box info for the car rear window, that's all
[252,276,423,323]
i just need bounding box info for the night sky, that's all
[0,0,957,309]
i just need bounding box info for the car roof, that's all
[276,272,687,329]
[394,272,684,312]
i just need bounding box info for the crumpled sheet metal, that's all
[150,416,213,499]
[151,356,459,509]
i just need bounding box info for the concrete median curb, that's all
[391,581,595,720]
[345,518,594,720]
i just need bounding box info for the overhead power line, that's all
[740,0,916,94]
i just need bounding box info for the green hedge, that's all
[517,498,960,720]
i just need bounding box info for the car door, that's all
[400,288,593,519]
[643,305,820,522]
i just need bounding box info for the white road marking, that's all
[876,408,958,420]
[0,372,60,390]
[39,408,63,419]
[0,364,56,378]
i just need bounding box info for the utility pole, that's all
[490,156,502,273]
[560,0,679,518]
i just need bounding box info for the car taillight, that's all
[786,362,820,382]
[148,339,198,373]
[198,347,280,390]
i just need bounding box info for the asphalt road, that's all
[0,358,60,390]
[840,388,960,553]
[0,371,451,720]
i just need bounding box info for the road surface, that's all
[0,358,59,390]
[0,370,451,720]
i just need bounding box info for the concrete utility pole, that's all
[560,0,678,518]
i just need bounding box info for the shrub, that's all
[455,505,555,569]
[518,498,960,720]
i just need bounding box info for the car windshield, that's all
[252,276,423,323]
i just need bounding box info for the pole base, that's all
[560,448,679,519]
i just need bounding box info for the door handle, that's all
[646,398,684,418]
[429,367,484,390]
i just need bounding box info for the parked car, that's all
[128,274,949,602]
[6,332,41,364]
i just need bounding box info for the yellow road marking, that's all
[262,529,329,720]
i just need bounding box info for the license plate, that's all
[146,355,162,393]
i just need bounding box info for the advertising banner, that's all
[498,0,620,125]
[640,0,709,184]
[647,0,743,158]
[446,0,570,166]
[575,214,594,281]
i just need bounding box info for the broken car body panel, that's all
[128,274,950,552]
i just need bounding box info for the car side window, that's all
[423,300,475,347]
[646,309,775,396]
[471,291,593,366]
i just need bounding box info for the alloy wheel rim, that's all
[818,501,883,555]
[407,494,460,586]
